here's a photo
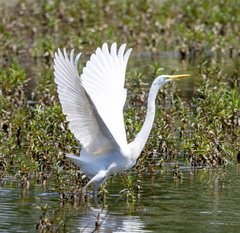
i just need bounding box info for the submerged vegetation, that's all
[0,0,240,231]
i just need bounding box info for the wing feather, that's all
[81,43,132,148]
[54,49,120,154]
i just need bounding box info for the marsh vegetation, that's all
[0,0,240,232]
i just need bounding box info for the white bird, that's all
[54,43,189,193]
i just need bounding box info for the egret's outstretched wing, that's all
[81,43,132,149]
[54,49,120,154]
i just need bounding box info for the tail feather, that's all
[65,154,82,167]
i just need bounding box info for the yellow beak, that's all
[168,74,190,79]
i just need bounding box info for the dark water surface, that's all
[1,163,240,232]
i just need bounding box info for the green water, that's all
[1,162,240,232]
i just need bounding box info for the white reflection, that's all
[74,208,152,233]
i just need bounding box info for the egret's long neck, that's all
[130,80,163,159]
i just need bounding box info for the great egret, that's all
[54,43,189,193]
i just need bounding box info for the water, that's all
[1,163,240,232]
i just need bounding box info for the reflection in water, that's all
[1,164,240,232]
[73,211,152,233]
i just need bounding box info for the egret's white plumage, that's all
[54,43,189,192]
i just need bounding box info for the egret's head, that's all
[155,74,190,86]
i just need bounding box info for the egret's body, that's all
[54,43,188,192]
